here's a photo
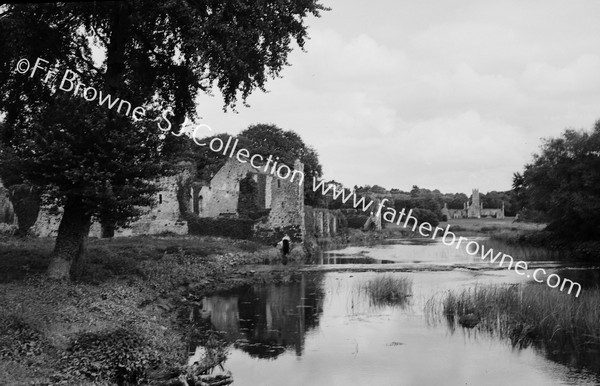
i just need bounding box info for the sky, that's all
[194,0,600,194]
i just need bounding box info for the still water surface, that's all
[191,238,600,386]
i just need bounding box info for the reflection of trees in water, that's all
[195,273,325,359]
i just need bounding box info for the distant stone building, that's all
[442,188,505,219]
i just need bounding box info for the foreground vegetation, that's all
[0,234,291,385]
[360,275,412,306]
[427,284,600,370]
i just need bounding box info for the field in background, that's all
[443,217,545,235]
[384,217,545,237]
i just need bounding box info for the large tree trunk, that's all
[46,197,91,280]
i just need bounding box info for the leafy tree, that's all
[238,123,323,205]
[511,172,526,211]
[189,133,255,181]
[317,180,345,209]
[516,123,600,239]
[443,193,468,210]
[410,185,420,197]
[370,185,387,194]
[0,1,326,279]
[411,208,440,227]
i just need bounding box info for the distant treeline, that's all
[316,184,518,226]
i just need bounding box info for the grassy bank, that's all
[427,284,600,371]
[0,234,295,385]
[489,229,600,259]
[435,217,600,258]
[442,217,544,236]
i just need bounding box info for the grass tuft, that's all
[361,274,412,306]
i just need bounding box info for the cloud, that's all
[522,54,600,97]
[192,0,600,193]
[293,29,408,84]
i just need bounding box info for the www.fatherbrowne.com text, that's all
[309,180,582,297]
[16,57,581,297]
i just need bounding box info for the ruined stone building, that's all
[32,174,189,238]
[191,158,307,240]
[442,189,505,219]
[17,157,343,242]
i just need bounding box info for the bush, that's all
[346,214,369,229]
[187,215,254,239]
[236,240,263,253]
[517,208,549,223]
[411,208,440,227]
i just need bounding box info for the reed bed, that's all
[428,284,600,349]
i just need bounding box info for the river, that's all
[189,237,600,386]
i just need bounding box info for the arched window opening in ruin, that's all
[158,194,162,204]
[198,195,203,213]
[238,173,261,218]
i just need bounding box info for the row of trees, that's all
[321,183,517,223]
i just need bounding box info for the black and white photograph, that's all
[1,1,599,385]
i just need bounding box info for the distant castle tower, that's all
[443,188,504,220]
[468,188,481,218]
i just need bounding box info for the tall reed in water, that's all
[433,284,600,348]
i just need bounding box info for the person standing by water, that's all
[281,234,291,256]
[275,234,291,265]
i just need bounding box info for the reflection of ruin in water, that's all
[192,273,325,359]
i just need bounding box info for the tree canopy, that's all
[0,1,326,279]
[238,123,323,205]
[515,123,600,239]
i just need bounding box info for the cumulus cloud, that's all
[194,0,600,193]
